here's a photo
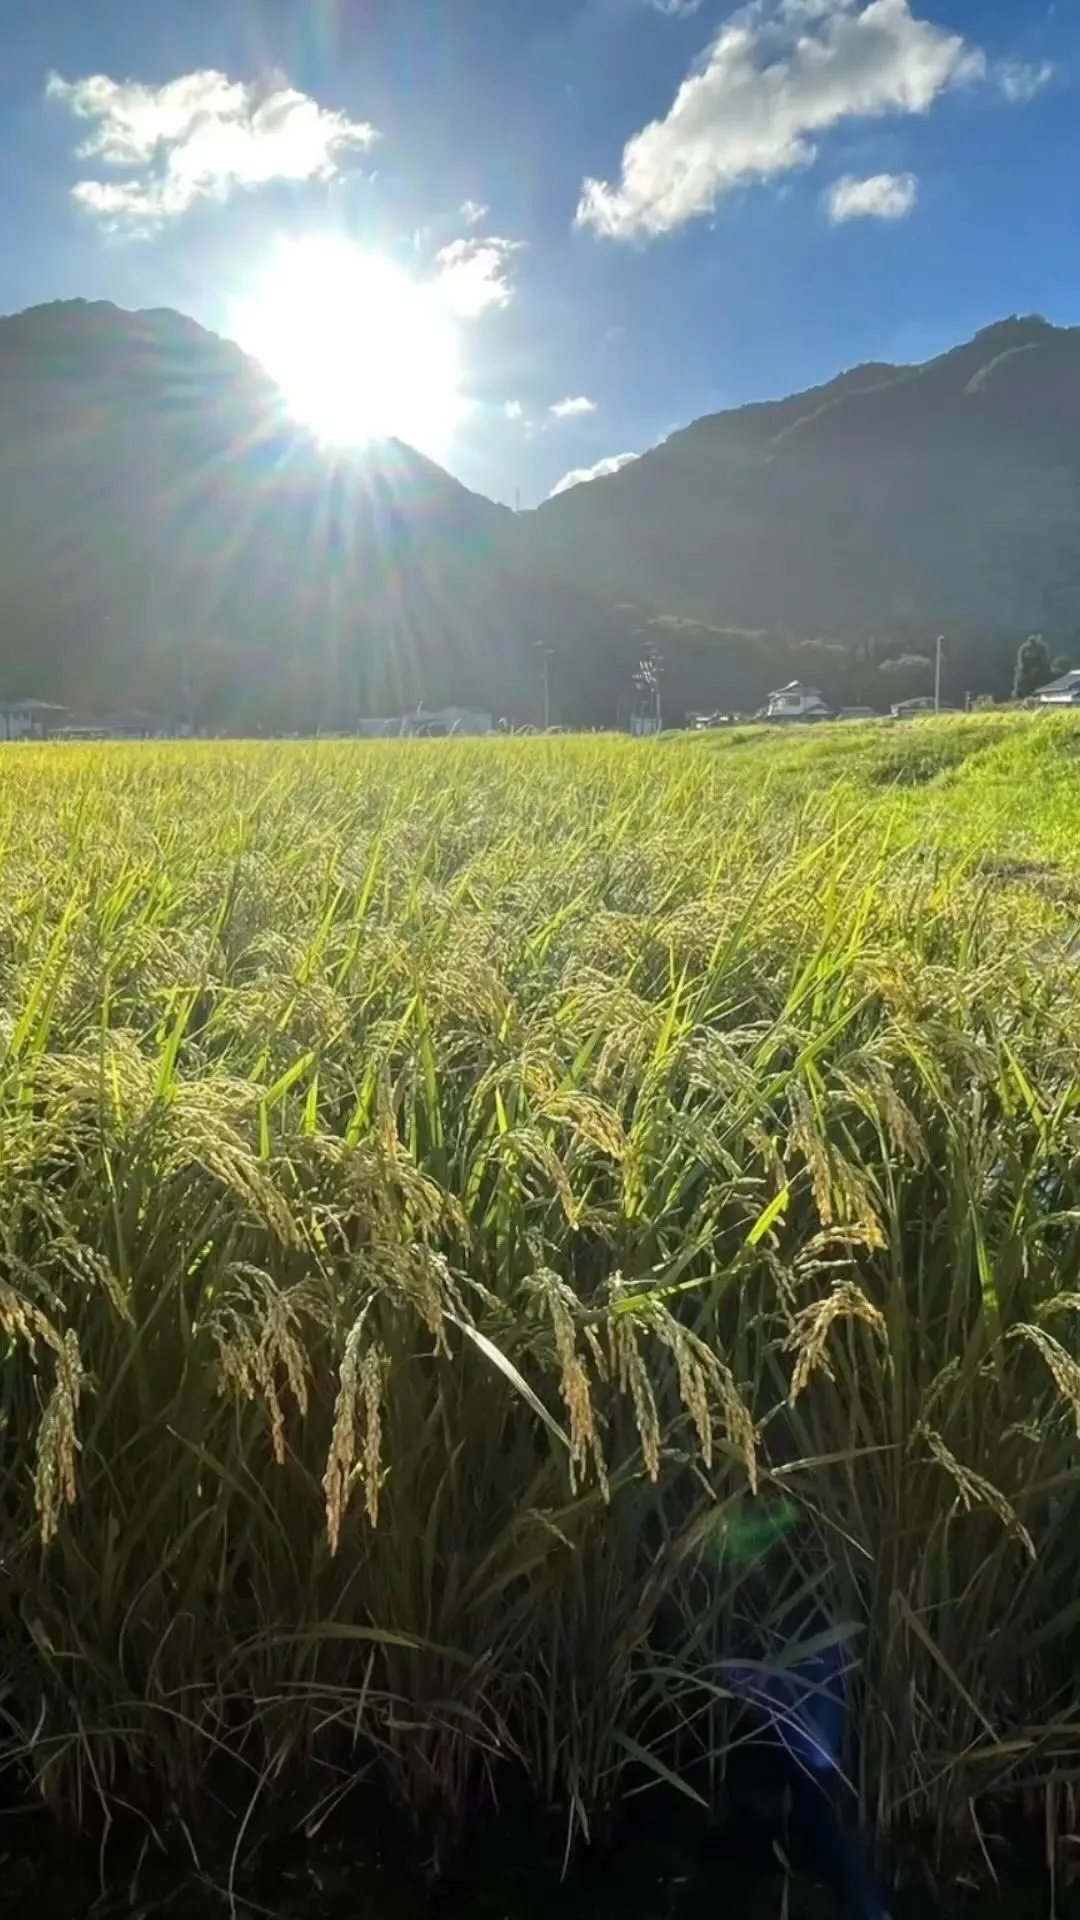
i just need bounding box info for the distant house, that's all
[53,709,178,740]
[355,707,494,738]
[0,698,67,740]
[765,681,831,722]
[1034,669,1080,707]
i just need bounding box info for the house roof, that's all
[1036,670,1080,695]
[768,681,826,699]
[1,698,68,713]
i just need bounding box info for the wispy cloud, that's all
[646,0,703,15]
[505,400,525,420]
[47,68,376,231]
[995,59,1055,105]
[576,0,985,240]
[549,452,639,496]
[460,198,490,225]
[827,169,917,221]
[432,236,524,316]
[550,394,599,418]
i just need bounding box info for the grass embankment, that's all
[2,714,1080,1865]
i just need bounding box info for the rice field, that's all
[3,712,1080,1894]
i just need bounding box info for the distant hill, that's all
[0,301,652,729]
[525,316,1080,651]
[3,301,1079,730]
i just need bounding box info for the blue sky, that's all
[0,0,1073,504]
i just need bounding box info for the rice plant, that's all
[1,714,1079,1876]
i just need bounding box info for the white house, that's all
[0,699,68,740]
[1034,670,1080,707]
[765,681,831,722]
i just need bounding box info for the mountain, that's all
[0,301,651,729]
[526,316,1080,661]
[6,300,1080,732]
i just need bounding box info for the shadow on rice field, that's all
[1,1764,1068,1919]
[2,713,1080,1915]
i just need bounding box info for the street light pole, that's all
[934,634,943,714]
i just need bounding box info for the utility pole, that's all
[534,641,552,729]
[632,645,662,734]
[934,634,944,714]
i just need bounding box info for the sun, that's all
[230,236,463,458]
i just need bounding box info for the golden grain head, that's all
[786,1280,889,1405]
[33,1330,86,1546]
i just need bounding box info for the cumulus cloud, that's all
[576,0,984,239]
[460,198,490,225]
[826,169,917,220]
[432,236,523,316]
[647,0,703,14]
[505,399,525,420]
[47,68,376,230]
[550,394,599,418]
[549,452,640,496]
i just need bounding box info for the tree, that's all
[1013,633,1053,700]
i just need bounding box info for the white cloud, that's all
[576,0,985,239]
[47,68,376,230]
[550,394,599,418]
[995,59,1055,105]
[646,0,704,14]
[505,399,525,420]
[460,198,490,225]
[431,236,523,316]
[549,452,640,496]
[826,168,917,220]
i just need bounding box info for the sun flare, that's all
[231,237,463,457]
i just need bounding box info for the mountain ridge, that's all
[525,311,1080,648]
[1,298,1079,726]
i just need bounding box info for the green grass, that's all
[3,712,1080,1864]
